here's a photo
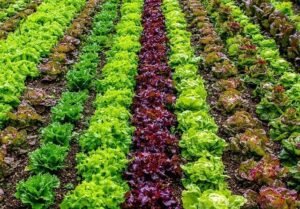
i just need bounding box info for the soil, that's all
[0,0,104,208]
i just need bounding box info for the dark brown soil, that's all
[292,1,300,13]
[179,0,282,199]
[0,0,104,208]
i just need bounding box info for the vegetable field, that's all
[0,0,299,208]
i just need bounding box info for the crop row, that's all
[0,0,86,127]
[0,0,34,24]
[270,0,300,30]
[60,0,143,208]
[202,0,300,191]
[182,0,300,208]
[235,0,300,67]
[0,0,42,40]
[10,0,122,208]
[163,0,247,208]
[122,0,182,207]
[0,0,106,192]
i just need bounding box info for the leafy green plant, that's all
[41,122,73,147]
[67,68,95,91]
[0,0,86,125]
[15,173,60,209]
[79,119,133,153]
[177,110,218,133]
[60,178,128,209]
[51,91,88,123]
[182,154,227,190]
[76,148,128,181]
[94,89,133,109]
[91,106,132,123]
[182,185,246,209]
[27,143,68,174]
[180,129,227,159]
[280,132,300,160]
[176,89,208,111]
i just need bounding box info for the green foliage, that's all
[280,132,300,160]
[182,185,246,209]
[60,179,128,209]
[180,129,227,159]
[182,154,227,190]
[94,89,133,109]
[91,106,132,123]
[0,0,86,125]
[76,148,128,181]
[79,119,133,153]
[51,91,88,123]
[270,108,300,141]
[15,174,60,209]
[176,89,208,111]
[62,0,143,207]
[175,78,206,95]
[27,143,68,174]
[177,110,218,133]
[280,72,300,89]
[67,0,119,91]
[41,122,73,147]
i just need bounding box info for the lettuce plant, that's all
[280,132,300,161]
[258,186,299,209]
[0,126,26,148]
[61,178,128,209]
[180,129,227,159]
[238,155,287,185]
[270,108,300,141]
[217,88,243,112]
[182,185,246,209]
[79,119,133,153]
[123,182,181,209]
[230,129,270,156]
[15,174,60,209]
[41,122,73,147]
[224,111,261,133]
[51,91,88,123]
[27,143,68,174]
[76,148,128,181]
[182,154,227,190]
[288,162,300,191]
[177,110,218,133]
[94,89,133,109]
[125,152,182,187]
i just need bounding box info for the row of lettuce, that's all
[234,0,299,67]
[0,0,35,24]
[122,0,182,207]
[202,0,300,192]
[0,0,86,127]
[0,0,104,179]
[270,0,300,29]
[163,0,247,208]
[0,0,42,40]
[183,0,300,207]
[14,0,121,208]
[60,0,144,207]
